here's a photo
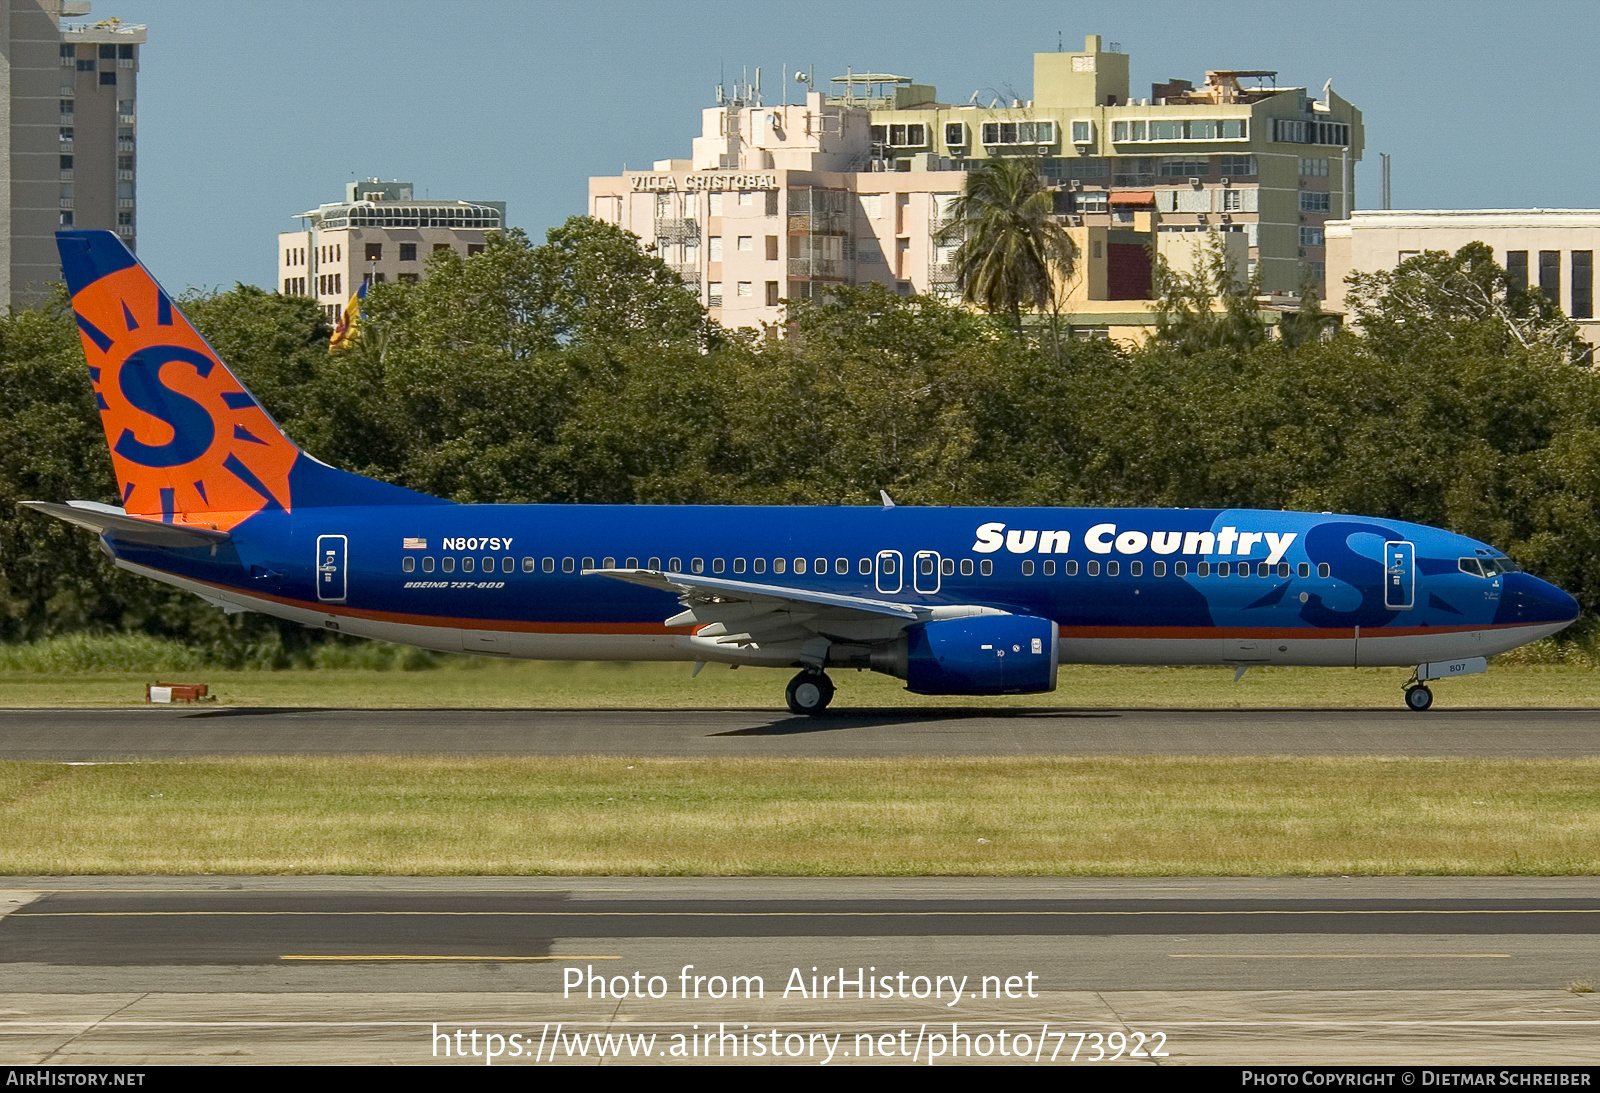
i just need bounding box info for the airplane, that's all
[23,230,1581,715]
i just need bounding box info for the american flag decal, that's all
[403,537,427,549]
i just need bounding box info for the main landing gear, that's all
[785,670,835,716]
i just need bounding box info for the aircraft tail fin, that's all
[56,230,445,530]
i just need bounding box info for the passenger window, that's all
[1107,561,1120,576]
[1298,562,1310,578]
[626,557,639,569]
[1043,560,1056,576]
[482,557,493,572]
[402,557,415,573]
[543,558,555,572]
[712,558,725,574]
[563,557,575,573]
[774,558,786,574]
[1021,560,1035,576]
[1129,561,1143,577]
[502,557,513,573]
[1217,562,1229,577]
[980,559,993,576]
[422,557,435,573]
[692,558,705,574]
[835,558,848,575]
[522,557,535,572]
[1255,562,1267,577]
[960,559,974,576]
[920,556,935,575]
[794,558,807,574]
[1277,563,1289,578]
[753,558,766,574]
[1065,560,1078,576]
[647,557,660,570]
[462,557,475,573]
[859,559,871,575]
[733,558,746,574]
[1318,563,1331,578]
[443,557,456,573]
[603,557,616,569]
[1087,560,1101,576]
[669,558,682,571]
[814,558,827,574]
[1197,562,1210,577]
[1153,561,1165,577]
[582,557,595,570]
[1174,561,1186,576]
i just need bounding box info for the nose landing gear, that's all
[785,670,835,716]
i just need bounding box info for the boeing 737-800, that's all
[24,230,1581,713]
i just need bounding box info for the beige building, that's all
[589,35,1360,336]
[278,179,506,321]
[1325,209,1598,346]
[1,0,143,306]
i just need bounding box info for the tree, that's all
[1150,230,1266,354]
[941,158,1075,335]
[1344,243,1586,361]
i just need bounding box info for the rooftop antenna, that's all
[1058,30,1063,51]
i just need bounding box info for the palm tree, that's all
[942,158,1075,335]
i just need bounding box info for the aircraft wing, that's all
[584,567,1005,648]
[20,500,233,549]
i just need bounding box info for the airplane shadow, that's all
[710,707,1123,736]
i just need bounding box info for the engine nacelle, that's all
[871,614,1059,696]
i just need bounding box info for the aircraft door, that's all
[316,534,348,603]
[1384,540,1415,610]
[875,550,903,594]
[913,550,941,594]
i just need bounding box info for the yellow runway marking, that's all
[279,954,620,962]
[1168,953,1512,959]
[17,908,1599,918]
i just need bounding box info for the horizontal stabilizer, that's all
[20,500,232,549]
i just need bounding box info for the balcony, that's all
[118,113,134,124]
[59,112,74,124]
[59,169,73,181]
[117,198,134,209]
[59,139,73,151]
[653,217,698,244]
[117,169,133,181]
[667,262,699,282]
[928,262,958,284]
[117,58,134,69]
[787,257,849,281]
[58,198,73,209]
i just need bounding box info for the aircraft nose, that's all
[1493,571,1581,627]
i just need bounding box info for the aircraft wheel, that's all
[785,671,835,716]
[1404,685,1434,712]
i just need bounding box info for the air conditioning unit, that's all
[1070,179,1083,191]
[1068,214,1083,226]
[1220,213,1232,223]
[1220,177,1231,187]
[1188,177,1201,187]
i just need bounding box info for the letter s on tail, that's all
[58,230,300,531]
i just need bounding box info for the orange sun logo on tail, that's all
[70,264,299,532]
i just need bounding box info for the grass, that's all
[0,657,1596,709]
[1,755,1597,875]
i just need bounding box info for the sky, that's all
[100,0,1600,292]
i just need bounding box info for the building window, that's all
[59,155,72,170]
[59,211,73,227]
[119,44,135,59]
[765,235,779,261]
[708,236,723,261]
[861,194,882,218]
[708,281,722,306]
[738,235,752,252]
[76,59,94,71]
[1573,251,1593,320]
[99,71,116,85]
[766,281,779,306]
[399,243,416,261]
[1159,157,1209,177]
[1221,189,1243,211]
[1299,191,1331,212]
[1539,251,1560,304]
[99,44,116,59]
[1506,251,1529,293]
[467,244,484,255]
[765,190,779,216]
[1219,155,1256,177]
[1298,157,1330,177]
[398,273,418,283]
[60,44,75,59]
[433,243,451,253]
[738,191,754,206]
[980,120,1055,145]
[708,192,723,216]
[736,281,752,297]
[1299,227,1325,247]
[365,243,382,261]
[58,128,73,145]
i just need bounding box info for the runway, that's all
[1,705,1599,759]
[3,877,1599,1065]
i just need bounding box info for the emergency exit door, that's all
[1384,540,1414,610]
[316,535,347,603]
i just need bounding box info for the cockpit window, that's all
[1460,556,1521,577]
